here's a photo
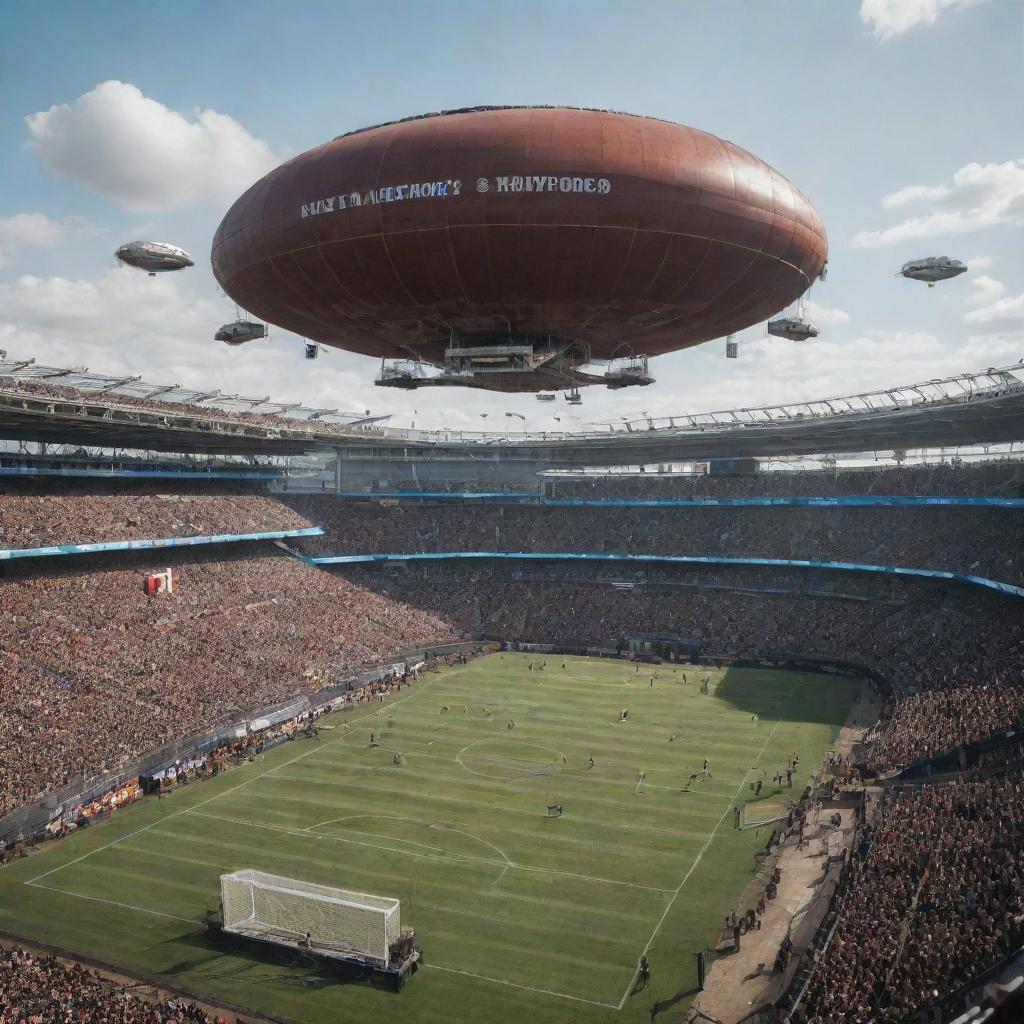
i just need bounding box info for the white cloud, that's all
[964,293,1024,332]
[0,269,374,412]
[860,0,989,42]
[0,213,68,268]
[966,274,1006,307]
[854,160,1024,247]
[968,256,994,273]
[882,183,951,209]
[802,299,851,328]
[24,81,280,212]
[957,331,1024,367]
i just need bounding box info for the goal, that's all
[220,869,401,965]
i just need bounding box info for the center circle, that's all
[456,739,564,781]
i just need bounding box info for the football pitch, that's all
[0,654,858,1023]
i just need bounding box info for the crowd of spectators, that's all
[0,546,462,817]
[0,479,311,550]
[870,685,1024,769]
[283,496,1024,585]
[546,460,1024,499]
[796,773,1024,1023]
[0,944,233,1023]
[978,735,1024,770]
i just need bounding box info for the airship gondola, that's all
[115,241,193,276]
[215,320,268,346]
[767,316,819,341]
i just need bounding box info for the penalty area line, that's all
[25,880,202,926]
[424,962,620,1009]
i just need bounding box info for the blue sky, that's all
[0,0,1020,429]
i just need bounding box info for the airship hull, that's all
[116,241,194,274]
[211,107,828,366]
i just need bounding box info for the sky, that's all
[0,0,1021,431]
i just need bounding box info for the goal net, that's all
[220,869,401,965]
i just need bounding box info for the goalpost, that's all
[220,869,401,965]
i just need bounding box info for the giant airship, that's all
[212,106,828,393]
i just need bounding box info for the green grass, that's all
[0,654,857,1023]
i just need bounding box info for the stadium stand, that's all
[0,478,312,549]
[282,497,1024,585]
[795,773,1024,1024]
[545,460,1024,498]
[0,545,462,816]
[0,943,232,1023]
[869,685,1024,770]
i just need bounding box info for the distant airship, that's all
[115,241,193,276]
[767,316,819,341]
[215,320,268,346]
[898,257,967,287]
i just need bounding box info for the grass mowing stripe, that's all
[424,962,621,1009]
[250,772,731,838]
[185,809,676,894]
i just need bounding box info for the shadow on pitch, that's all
[710,665,858,728]
[160,929,383,991]
[649,983,700,1020]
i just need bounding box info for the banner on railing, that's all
[333,492,1024,509]
[311,550,1024,599]
[0,526,324,561]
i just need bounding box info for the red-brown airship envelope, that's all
[212,106,827,374]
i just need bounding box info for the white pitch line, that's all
[424,962,620,1009]
[615,714,786,1010]
[185,810,674,895]
[25,881,201,925]
[305,813,514,871]
[23,677,439,888]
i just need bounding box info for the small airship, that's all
[767,316,819,341]
[115,241,193,276]
[215,320,268,346]
[898,257,967,287]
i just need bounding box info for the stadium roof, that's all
[0,356,1022,463]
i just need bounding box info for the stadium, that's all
[1,349,1023,1024]
[3,6,1024,1024]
